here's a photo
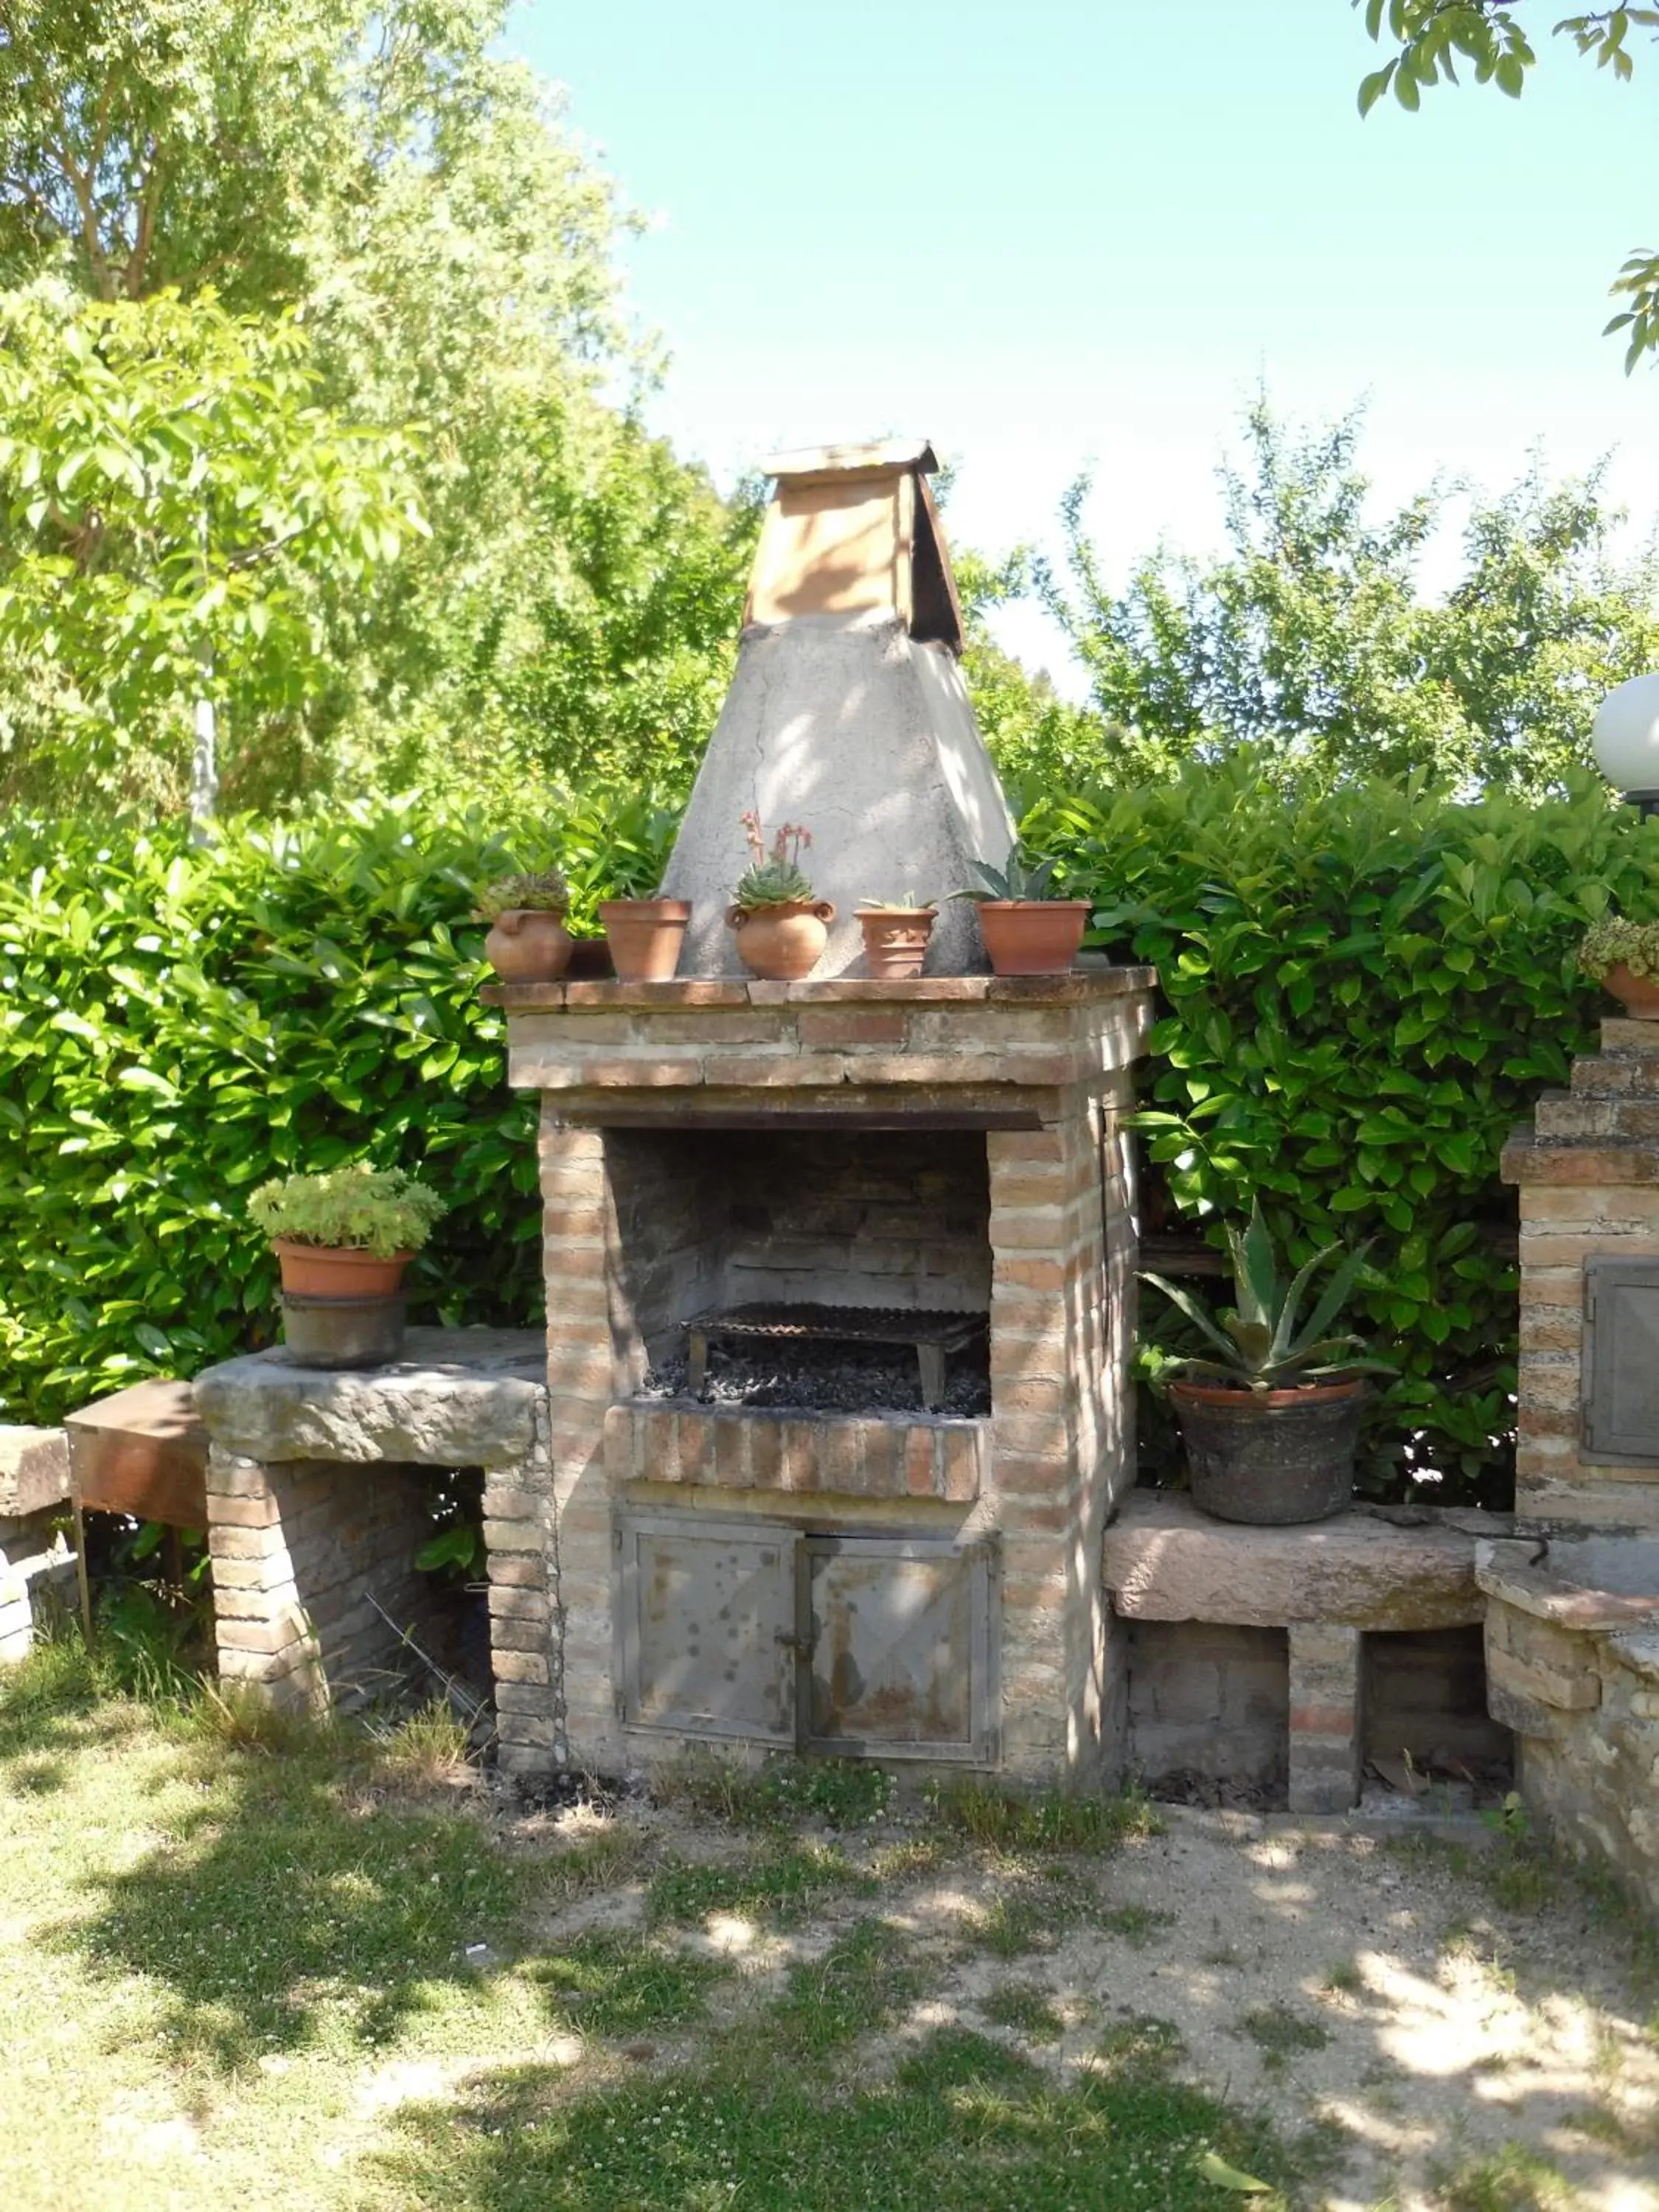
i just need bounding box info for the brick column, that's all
[1287,1623,1363,1813]
[538,1108,621,1773]
[485,1392,564,1774]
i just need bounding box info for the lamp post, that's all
[1593,672,1659,818]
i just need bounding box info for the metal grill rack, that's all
[684,1303,987,1411]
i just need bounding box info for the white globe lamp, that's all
[1592,672,1659,815]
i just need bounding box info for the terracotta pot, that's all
[483,908,573,984]
[857,907,936,980]
[725,899,835,981]
[1169,1378,1367,1526]
[281,1291,406,1369]
[271,1239,413,1300]
[976,900,1091,976]
[599,898,692,983]
[1602,962,1659,1019]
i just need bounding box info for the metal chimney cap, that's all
[759,438,938,483]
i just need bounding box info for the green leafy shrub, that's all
[1030,757,1659,1503]
[0,791,672,1422]
[248,1164,445,1255]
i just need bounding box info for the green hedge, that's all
[0,795,671,1424]
[1032,759,1659,1504]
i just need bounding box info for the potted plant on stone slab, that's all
[726,812,835,980]
[952,843,1091,975]
[855,893,936,979]
[1141,1203,1391,1526]
[249,1164,445,1368]
[1578,915,1659,1019]
[477,867,573,984]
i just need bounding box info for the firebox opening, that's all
[605,1125,992,1414]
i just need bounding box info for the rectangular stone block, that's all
[1486,1641,1600,1713]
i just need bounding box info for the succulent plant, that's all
[476,866,569,920]
[951,843,1061,902]
[249,1164,446,1256]
[1141,1201,1392,1392]
[733,812,815,911]
[1579,914,1659,983]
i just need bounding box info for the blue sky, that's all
[507,0,1658,681]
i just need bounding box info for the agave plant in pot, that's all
[1578,914,1659,1020]
[952,843,1091,975]
[477,866,573,984]
[249,1164,445,1369]
[1141,1204,1391,1526]
[726,812,835,981]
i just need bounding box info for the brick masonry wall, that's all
[1124,1621,1289,1792]
[1503,1021,1659,1528]
[1363,1624,1512,1773]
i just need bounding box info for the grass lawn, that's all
[3,1639,1656,2210]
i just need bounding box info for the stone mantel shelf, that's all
[481,960,1157,1012]
[1103,1488,1512,1632]
[192,1326,547,1471]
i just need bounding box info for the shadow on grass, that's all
[370,2029,1316,2212]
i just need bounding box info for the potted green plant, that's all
[726,812,835,981]
[477,867,573,984]
[1141,1203,1391,1525]
[1578,915,1659,1020]
[598,882,692,982]
[855,893,936,979]
[952,844,1091,975]
[249,1164,445,1368]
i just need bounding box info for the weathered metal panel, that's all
[616,1512,796,1744]
[1584,1259,1659,1464]
[803,1535,995,1762]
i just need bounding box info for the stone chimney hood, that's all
[661,437,1014,978]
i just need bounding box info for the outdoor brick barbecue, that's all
[486,964,1152,1780]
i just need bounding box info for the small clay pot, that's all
[976,900,1091,976]
[726,899,836,981]
[599,898,692,983]
[1602,962,1659,1019]
[857,907,936,980]
[271,1239,413,1300]
[483,908,573,984]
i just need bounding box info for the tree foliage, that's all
[0,282,426,810]
[0,0,750,807]
[1034,403,1659,796]
[1353,1,1659,366]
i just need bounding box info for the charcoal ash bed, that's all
[644,1332,991,1418]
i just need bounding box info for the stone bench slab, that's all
[192,1327,547,1470]
[1104,1489,1505,1630]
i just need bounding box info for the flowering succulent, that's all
[732,811,815,910]
[476,866,569,921]
[1579,914,1659,984]
[249,1164,445,1256]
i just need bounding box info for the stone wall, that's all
[1363,1624,1509,1773]
[0,1427,72,1662]
[1124,1621,1289,1792]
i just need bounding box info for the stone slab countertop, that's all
[1104,1489,1511,1630]
[1475,1534,1659,1635]
[480,957,1158,1012]
[0,1426,70,1520]
[192,1326,546,1470]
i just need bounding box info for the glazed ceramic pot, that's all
[1602,962,1659,1019]
[483,908,573,984]
[271,1239,413,1300]
[599,899,692,983]
[856,907,936,980]
[726,900,836,981]
[975,900,1091,976]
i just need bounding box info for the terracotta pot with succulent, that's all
[477,868,573,984]
[1141,1203,1391,1526]
[952,844,1091,975]
[726,812,835,981]
[1578,914,1659,1019]
[855,893,937,980]
[249,1164,446,1368]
